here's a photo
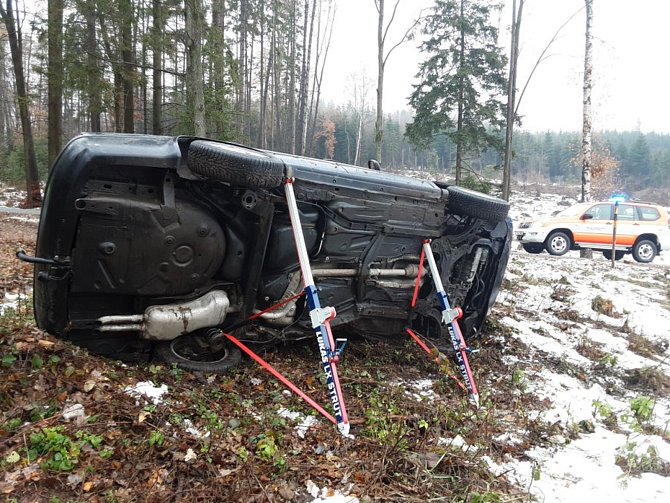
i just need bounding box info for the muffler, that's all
[97,290,229,341]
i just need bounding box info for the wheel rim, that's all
[169,334,230,363]
[550,235,568,254]
[637,243,654,260]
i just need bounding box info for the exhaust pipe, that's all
[97,290,230,341]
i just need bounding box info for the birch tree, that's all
[581,0,593,203]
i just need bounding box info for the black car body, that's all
[32,134,512,370]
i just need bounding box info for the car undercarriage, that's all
[30,134,512,372]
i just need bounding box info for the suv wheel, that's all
[522,243,544,254]
[545,231,571,256]
[603,250,625,261]
[632,239,657,263]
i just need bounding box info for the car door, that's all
[612,204,638,248]
[572,203,613,247]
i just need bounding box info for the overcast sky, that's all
[321,0,670,134]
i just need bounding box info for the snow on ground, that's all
[489,191,670,501]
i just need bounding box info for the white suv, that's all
[516,201,670,263]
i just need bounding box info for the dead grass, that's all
[624,367,670,395]
[591,295,620,318]
[550,285,574,302]
[627,333,669,359]
[575,337,608,363]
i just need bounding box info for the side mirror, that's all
[367,159,381,171]
[581,213,593,220]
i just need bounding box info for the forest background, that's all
[0,0,669,204]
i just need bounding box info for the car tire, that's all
[545,231,571,256]
[602,250,625,261]
[188,140,284,189]
[154,332,242,373]
[522,243,544,254]
[444,186,509,222]
[632,239,657,263]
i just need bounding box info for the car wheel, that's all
[188,140,284,189]
[154,330,242,373]
[545,231,571,256]
[602,250,625,261]
[444,186,509,222]
[522,243,544,254]
[632,239,657,263]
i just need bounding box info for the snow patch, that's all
[124,381,168,405]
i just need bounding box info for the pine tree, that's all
[406,0,507,184]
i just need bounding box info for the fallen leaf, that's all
[14,342,30,352]
[83,380,96,392]
[0,481,16,494]
[37,340,55,350]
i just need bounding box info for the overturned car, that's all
[29,134,512,372]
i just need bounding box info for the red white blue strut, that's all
[284,178,350,435]
[422,240,480,408]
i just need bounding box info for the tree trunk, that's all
[246,32,253,141]
[140,2,148,134]
[113,71,123,132]
[0,49,7,145]
[580,0,594,260]
[258,7,266,147]
[120,0,134,133]
[0,0,41,207]
[288,0,297,153]
[354,114,363,165]
[272,1,281,150]
[502,0,524,201]
[238,0,248,139]
[306,1,335,156]
[152,0,162,134]
[85,0,101,132]
[455,0,465,185]
[261,19,275,149]
[210,0,227,138]
[581,0,593,203]
[375,0,385,164]
[186,0,206,136]
[47,0,63,168]
[296,0,316,156]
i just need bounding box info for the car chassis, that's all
[27,134,512,419]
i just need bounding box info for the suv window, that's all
[638,206,661,221]
[587,204,612,220]
[618,204,637,221]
